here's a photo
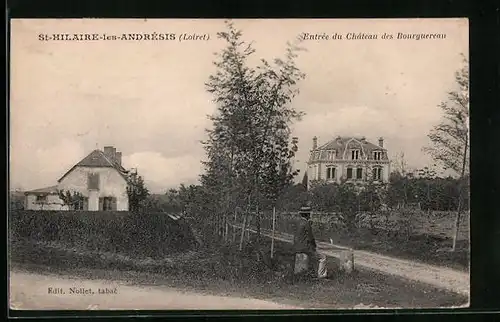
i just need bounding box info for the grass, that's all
[10,237,468,309]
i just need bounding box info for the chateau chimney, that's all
[312,136,318,150]
[361,136,366,143]
[378,137,384,148]
[115,151,122,166]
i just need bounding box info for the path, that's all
[9,271,300,310]
[235,225,469,296]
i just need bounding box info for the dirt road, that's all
[238,226,470,296]
[9,271,300,310]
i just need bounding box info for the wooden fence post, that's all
[246,214,251,242]
[271,206,276,259]
[233,210,237,243]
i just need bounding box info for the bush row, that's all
[9,210,198,259]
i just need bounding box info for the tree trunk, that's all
[239,214,247,251]
[256,204,261,246]
[452,133,468,251]
[452,195,463,251]
[225,213,229,241]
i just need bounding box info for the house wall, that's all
[307,161,390,186]
[25,194,69,211]
[57,166,129,211]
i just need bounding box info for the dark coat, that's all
[293,217,317,253]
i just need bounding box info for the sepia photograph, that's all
[9,18,469,310]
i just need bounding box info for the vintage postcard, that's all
[9,18,469,311]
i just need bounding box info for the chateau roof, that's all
[57,149,129,183]
[309,136,388,162]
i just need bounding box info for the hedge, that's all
[9,210,198,258]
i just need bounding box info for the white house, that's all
[24,146,130,211]
[306,136,390,189]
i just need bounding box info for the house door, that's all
[99,197,117,211]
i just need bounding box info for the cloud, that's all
[10,138,85,190]
[9,19,468,191]
[123,151,204,193]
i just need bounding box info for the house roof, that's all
[24,185,59,196]
[57,149,129,183]
[309,136,388,162]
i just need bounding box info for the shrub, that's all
[9,210,197,259]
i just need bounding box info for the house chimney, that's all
[312,136,318,150]
[361,136,366,143]
[115,151,122,166]
[378,137,384,148]
[103,146,116,162]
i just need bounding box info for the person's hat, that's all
[299,206,312,214]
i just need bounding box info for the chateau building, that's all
[306,136,390,189]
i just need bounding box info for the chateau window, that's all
[327,150,336,160]
[351,150,360,160]
[373,151,383,160]
[346,167,353,179]
[373,167,383,180]
[356,168,363,179]
[326,167,336,180]
[88,173,100,190]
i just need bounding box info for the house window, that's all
[327,151,336,161]
[100,197,116,211]
[88,173,100,190]
[356,168,363,179]
[74,197,88,211]
[326,167,336,180]
[346,167,353,179]
[373,167,383,180]
[351,150,360,160]
[36,195,47,202]
[373,151,383,160]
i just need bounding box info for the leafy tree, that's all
[423,56,469,176]
[57,189,85,210]
[276,183,309,212]
[301,171,308,189]
[414,166,438,213]
[423,56,469,251]
[202,20,306,247]
[126,170,150,213]
[9,191,25,211]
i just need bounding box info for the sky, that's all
[10,19,468,193]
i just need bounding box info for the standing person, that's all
[293,206,327,279]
